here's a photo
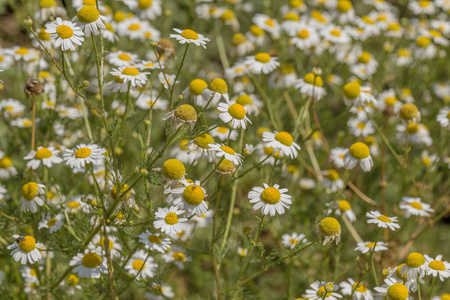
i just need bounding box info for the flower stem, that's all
[170,44,189,110]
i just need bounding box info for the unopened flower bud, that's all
[24,16,33,27]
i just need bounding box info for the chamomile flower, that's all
[110,66,149,88]
[38,213,64,233]
[231,33,254,56]
[366,211,400,231]
[125,250,158,279]
[162,246,191,270]
[147,282,175,299]
[329,200,356,222]
[262,131,300,159]
[0,153,17,179]
[281,232,306,249]
[45,18,84,51]
[424,255,450,281]
[348,117,375,137]
[321,170,345,193]
[158,72,178,90]
[202,78,230,106]
[137,0,162,20]
[7,235,43,265]
[316,217,341,245]
[296,72,327,100]
[0,98,26,118]
[63,143,106,169]
[153,206,187,235]
[170,28,209,48]
[252,14,281,38]
[138,230,171,253]
[231,93,263,116]
[102,23,119,42]
[237,247,248,257]
[399,197,434,217]
[208,144,243,166]
[161,159,186,188]
[355,241,388,254]
[210,126,238,141]
[340,278,373,300]
[375,278,410,300]
[245,52,279,75]
[436,107,450,128]
[20,182,45,213]
[69,247,108,278]
[217,101,252,129]
[400,252,428,279]
[414,35,437,60]
[304,281,342,300]
[169,180,208,217]
[106,51,139,67]
[91,235,123,259]
[248,183,292,216]
[184,78,208,106]
[136,91,169,111]
[330,147,347,168]
[343,142,373,172]
[322,25,351,44]
[408,0,436,15]
[24,146,63,170]
[73,5,107,38]
[290,26,320,50]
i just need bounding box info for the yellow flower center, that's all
[297,29,310,39]
[330,29,341,37]
[68,201,81,209]
[337,0,352,12]
[400,103,419,121]
[114,11,126,22]
[183,185,205,205]
[75,147,92,158]
[357,123,366,129]
[388,23,400,31]
[98,237,114,250]
[250,25,264,36]
[319,217,341,236]
[81,252,102,268]
[220,10,235,21]
[16,47,29,55]
[56,25,74,39]
[47,218,57,227]
[254,53,271,64]
[114,76,124,83]
[139,0,153,9]
[0,157,12,168]
[38,29,51,40]
[194,133,214,149]
[441,294,450,300]
[352,283,368,293]
[118,53,131,61]
[162,159,185,180]
[311,10,326,22]
[419,0,430,7]
[18,236,37,252]
[284,12,299,21]
[290,0,303,7]
[275,131,294,146]
[362,15,375,24]
[265,19,275,27]
[429,30,442,38]
[67,274,79,286]
[105,23,114,32]
[189,79,207,95]
[35,148,53,160]
[220,145,236,155]
[236,94,253,105]
[349,142,370,159]
[416,36,431,48]
[22,182,39,201]
[181,29,199,40]
[83,0,97,5]
[216,159,235,174]
[343,82,361,99]
[179,139,189,151]
[406,252,425,267]
[232,33,247,45]
[164,212,179,225]
[409,201,423,210]
[281,64,295,74]
[304,73,323,86]
[260,187,281,205]
[422,157,431,166]
[228,103,246,119]
[174,104,197,121]
[365,242,376,248]
[429,260,445,271]
[173,252,185,261]
[317,286,333,298]
[129,23,141,31]
[122,67,140,76]
[338,200,351,211]
[407,122,419,134]
[132,259,145,271]
[77,6,100,24]
[377,215,391,223]
[289,238,298,245]
[29,269,37,277]
[358,52,371,64]
[40,0,56,8]
[148,235,162,244]
[385,96,398,106]
[387,283,409,300]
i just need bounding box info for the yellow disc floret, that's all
[189,79,208,95]
[75,147,92,158]
[35,148,53,160]
[220,145,236,155]
[174,104,197,121]
[228,103,246,119]
[209,78,228,94]
[132,259,145,270]
[337,0,352,12]
[304,73,323,86]
[255,52,271,63]
[22,182,39,201]
[429,260,445,271]
[181,29,199,40]
[399,103,419,121]
[183,185,205,205]
[139,0,153,9]
[349,142,370,159]
[77,6,100,24]
[81,252,102,268]
[260,187,281,204]
[164,212,179,225]
[377,215,391,223]
[40,0,56,8]
[162,159,185,180]
[194,133,214,149]
[56,25,74,39]
[406,252,425,267]
[275,131,293,146]
[18,236,37,252]
[343,82,361,99]
[338,200,351,211]
[67,274,79,286]
[387,283,409,300]
[122,67,140,76]
[319,217,341,236]
[236,94,253,105]
[148,235,162,244]
[47,218,57,227]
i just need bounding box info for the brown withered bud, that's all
[24,79,44,96]
[156,39,176,61]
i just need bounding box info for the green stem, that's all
[170,44,190,109]
[428,277,436,300]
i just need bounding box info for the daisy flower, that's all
[316,217,341,245]
[20,182,46,213]
[63,143,106,169]
[296,72,327,100]
[161,159,186,188]
[153,206,187,234]
[374,278,410,300]
[290,26,320,50]
[138,230,171,253]
[248,183,292,216]
[183,78,208,106]
[348,117,375,137]
[436,107,450,128]
[388,263,425,292]
[24,146,63,170]
[147,282,175,299]
[162,246,191,270]
[110,66,149,88]
[252,14,281,38]
[414,35,437,60]
[170,28,209,49]
[262,131,300,159]
[102,23,118,42]
[231,33,254,56]
[328,199,356,222]
[202,78,230,106]
[91,235,123,259]
[158,72,178,90]
[69,247,108,278]
[231,93,263,116]
[72,5,107,38]
[330,147,347,168]
[106,51,139,67]
[399,197,434,218]
[237,247,248,257]
[0,98,26,118]
[208,144,243,166]
[343,142,373,172]
[245,52,279,75]
[125,250,158,279]
[0,153,18,179]
[7,235,43,264]
[400,252,428,280]
[408,0,436,15]
[210,126,238,141]
[304,281,342,300]
[281,232,306,249]
[340,278,373,300]
[424,254,450,281]
[366,211,400,231]
[138,0,162,20]
[136,92,168,111]
[321,170,345,193]
[322,25,351,44]
[45,18,84,51]
[355,241,388,254]
[191,210,214,228]
[169,180,208,217]
[38,213,64,233]
[217,101,252,129]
